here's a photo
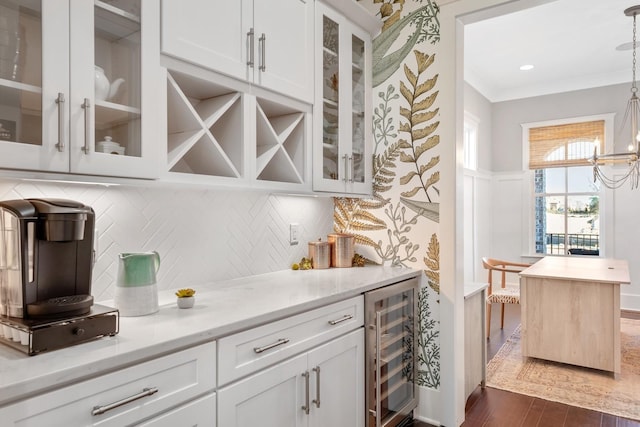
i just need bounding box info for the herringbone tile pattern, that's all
[0,179,334,301]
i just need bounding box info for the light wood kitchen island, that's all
[519,256,630,376]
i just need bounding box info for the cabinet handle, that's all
[312,366,321,408]
[259,33,266,71]
[343,154,349,182]
[348,155,354,183]
[55,92,65,152]
[247,28,255,67]
[253,337,289,353]
[328,314,353,325]
[301,371,310,414]
[81,98,91,154]
[91,387,158,416]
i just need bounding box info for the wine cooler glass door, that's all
[365,277,418,427]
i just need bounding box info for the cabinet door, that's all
[69,0,160,178]
[160,0,252,82]
[0,0,70,172]
[313,3,372,195]
[252,0,313,103]
[137,392,216,427]
[347,25,372,194]
[308,328,364,427]
[217,353,307,427]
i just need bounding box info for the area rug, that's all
[486,318,640,420]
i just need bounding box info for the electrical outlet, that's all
[289,223,300,245]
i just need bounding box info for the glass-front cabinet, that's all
[0,0,159,178]
[314,2,372,195]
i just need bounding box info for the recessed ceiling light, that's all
[520,64,534,71]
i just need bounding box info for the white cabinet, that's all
[218,329,364,427]
[307,329,364,427]
[313,2,372,195]
[161,0,314,103]
[217,295,363,386]
[0,0,160,179]
[0,341,216,426]
[217,296,365,426]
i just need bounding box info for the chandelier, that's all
[591,5,640,189]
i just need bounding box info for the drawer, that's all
[218,296,363,386]
[0,341,216,427]
[136,392,216,427]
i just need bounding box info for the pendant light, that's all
[591,5,640,189]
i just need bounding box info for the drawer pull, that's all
[328,314,353,325]
[253,338,290,353]
[92,387,158,416]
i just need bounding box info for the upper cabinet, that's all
[313,2,372,195]
[161,0,314,104]
[0,0,161,179]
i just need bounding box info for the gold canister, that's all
[308,239,330,269]
[328,233,354,268]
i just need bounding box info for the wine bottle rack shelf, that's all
[166,68,309,187]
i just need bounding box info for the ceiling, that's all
[464,0,639,102]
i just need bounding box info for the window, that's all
[463,113,478,170]
[528,120,604,255]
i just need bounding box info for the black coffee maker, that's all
[0,198,95,319]
[0,198,118,356]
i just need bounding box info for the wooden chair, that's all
[482,257,531,338]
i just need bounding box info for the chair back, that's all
[481,257,531,294]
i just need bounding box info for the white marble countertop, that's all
[0,265,419,407]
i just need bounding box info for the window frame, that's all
[521,113,615,257]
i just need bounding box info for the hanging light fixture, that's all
[591,5,640,189]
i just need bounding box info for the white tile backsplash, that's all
[0,178,334,301]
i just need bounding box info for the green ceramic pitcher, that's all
[117,251,160,287]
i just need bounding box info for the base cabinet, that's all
[0,342,216,427]
[218,329,364,427]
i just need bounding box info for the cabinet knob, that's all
[73,327,85,336]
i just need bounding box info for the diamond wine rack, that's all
[166,69,308,188]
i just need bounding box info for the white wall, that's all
[0,178,334,301]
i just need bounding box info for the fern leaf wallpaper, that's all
[338,0,443,393]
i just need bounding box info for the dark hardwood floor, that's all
[411,304,640,427]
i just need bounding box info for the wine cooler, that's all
[365,277,419,427]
